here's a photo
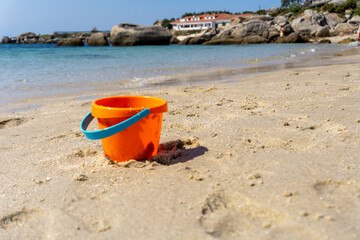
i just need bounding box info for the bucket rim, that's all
[91,95,167,118]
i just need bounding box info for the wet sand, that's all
[0,54,360,239]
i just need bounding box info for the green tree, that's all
[161,18,175,29]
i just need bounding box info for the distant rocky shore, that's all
[2,10,360,46]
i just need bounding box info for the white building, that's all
[171,13,252,31]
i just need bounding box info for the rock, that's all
[348,15,360,27]
[242,35,268,44]
[153,20,162,26]
[233,21,270,37]
[248,15,272,22]
[2,36,12,44]
[268,7,280,15]
[312,14,327,26]
[303,9,317,21]
[284,12,293,20]
[318,39,331,43]
[274,16,288,27]
[110,23,172,46]
[268,30,280,40]
[16,32,38,44]
[188,36,208,45]
[283,24,294,35]
[18,32,36,38]
[170,36,179,44]
[334,23,356,35]
[187,29,218,45]
[276,32,306,43]
[88,32,108,46]
[291,18,316,35]
[338,38,356,44]
[302,10,326,26]
[315,26,330,37]
[178,37,191,45]
[56,38,84,46]
[203,39,243,45]
[325,13,345,29]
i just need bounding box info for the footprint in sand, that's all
[70,148,98,158]
[199,190,233,237]
[0,118,27,129]
[0,209,34,230]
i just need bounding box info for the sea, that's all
[0,43,358,111]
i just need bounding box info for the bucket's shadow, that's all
[151,140,208,165]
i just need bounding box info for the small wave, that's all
[348,41,359,47]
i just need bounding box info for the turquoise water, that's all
[0,43,355,105]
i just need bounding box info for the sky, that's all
[0,0,281,37]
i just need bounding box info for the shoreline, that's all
[0,50,359,238]
[1,43,359,114]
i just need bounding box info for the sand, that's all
[0,53,360,240]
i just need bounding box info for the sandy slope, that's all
[0,55,360,240]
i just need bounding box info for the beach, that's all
[1,53,360,239]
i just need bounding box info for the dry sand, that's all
[0,54,360,240]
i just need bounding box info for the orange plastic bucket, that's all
[81,96,167,162]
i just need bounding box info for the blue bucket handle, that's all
[80,108,150,140]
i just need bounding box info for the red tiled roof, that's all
[171,13,252,24]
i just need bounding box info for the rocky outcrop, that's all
[2,36,12,44]
[13,32,38,44]
[88,32,109,46]
[56,38,84,46]
[110,23,172,46]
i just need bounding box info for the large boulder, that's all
[231,21,270,38]
[56,38,84,46]
[333,23,356,35]
[325,13,345,29]
[16,32,38,43]
[315,26,330,37]
[110,23,172,46]
[88,32,108,46]
[291,18,317,35]
[283,24,294,35]
[303,10,327,26]
[274,16,288,27]
[303,9,317,21]
[348,15,360,27]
